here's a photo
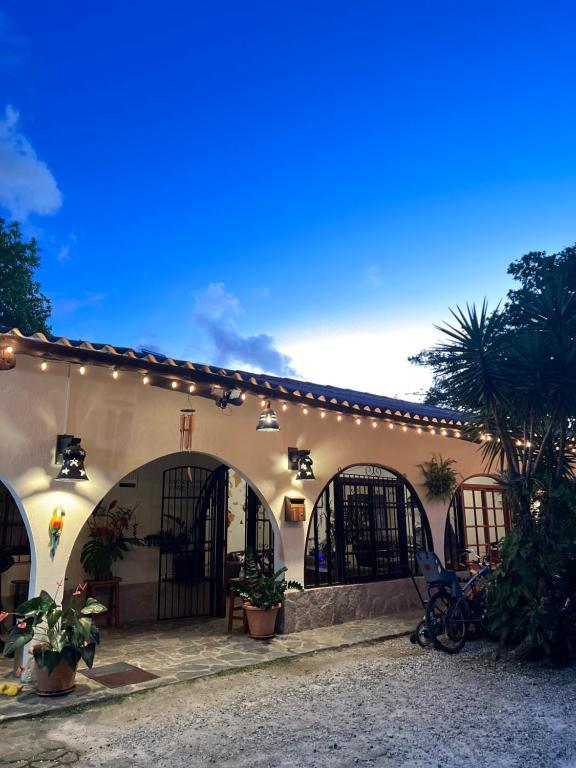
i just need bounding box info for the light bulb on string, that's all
[79,366,86,376]
[41,361,48,372]
[112,370,119,380]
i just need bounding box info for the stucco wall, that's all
[0,353,487,615]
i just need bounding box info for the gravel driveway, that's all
[2,637,576,768]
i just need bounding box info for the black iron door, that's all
[335,472,410,583]
[244,486,274,575]
[157,465,227,620]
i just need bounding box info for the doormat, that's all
[81,662,159,688]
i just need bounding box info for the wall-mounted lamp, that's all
[0,345,15,371]
[55,435,89,481]
[288,447,315,480]
[217,388,245,409]
[256,401,280,431]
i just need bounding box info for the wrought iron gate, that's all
[244,485,274,575]
[157,465,227,620]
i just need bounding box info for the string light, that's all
[40,361,48,372]
[72,371,469,440]
[241,393,246,401]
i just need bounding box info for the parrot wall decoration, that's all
[49,507,65,560]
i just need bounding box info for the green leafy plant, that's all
[236,550,303,610]
[2,583,106,673]
[418,454,459,500]
[410,244,576,661]
[81,500,140,579]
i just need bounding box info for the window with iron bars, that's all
[0,483,30,563]
[304,466,432,588]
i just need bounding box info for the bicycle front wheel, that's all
[426,592,467,654]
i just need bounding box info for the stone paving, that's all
[0,610,421,723]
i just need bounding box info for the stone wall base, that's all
[282,577,426,633]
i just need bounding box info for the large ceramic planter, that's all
[244,604,280,639]
[35,657,77,697]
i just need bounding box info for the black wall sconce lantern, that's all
[256,401,280,432]
[55,435,89,481]
[0,345,15,371]
[288,447,315,480]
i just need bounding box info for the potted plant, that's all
[418,454,459,501]
[235,551,303,639]
[81,500,140,580]
[2,583,106,696]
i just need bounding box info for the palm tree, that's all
[424,281,576,657]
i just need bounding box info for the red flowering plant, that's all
[80,500,140,580]
[2,580,106,673]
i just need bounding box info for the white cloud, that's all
[192,283,294,375]
[51,292,107,318]
[365,265,382,287]
[57,245,71,263]
[0,105,62,219]
[279,324,438,400]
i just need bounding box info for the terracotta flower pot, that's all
[244,604,280,639]
[35,657,77,697]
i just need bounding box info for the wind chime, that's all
[179,407,195,451]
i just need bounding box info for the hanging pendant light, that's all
[256,400,280,432]
[56,438,89,481]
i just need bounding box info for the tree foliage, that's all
[413,244,576,660]
[0,218,51,334]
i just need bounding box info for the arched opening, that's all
[67,452,276,623]
[0,479,31,650]
[304,464,432,588]
[444,475,510,570]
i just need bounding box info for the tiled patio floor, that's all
[0,609,421,723]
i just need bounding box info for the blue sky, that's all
[1,2,575,397]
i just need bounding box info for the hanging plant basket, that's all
[418,454,459,500]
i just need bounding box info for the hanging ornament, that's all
[179,408,195,451]
[49,507,65,560]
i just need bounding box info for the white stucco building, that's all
[0,327,508,637]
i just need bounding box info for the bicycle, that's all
[415,549,496,654]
